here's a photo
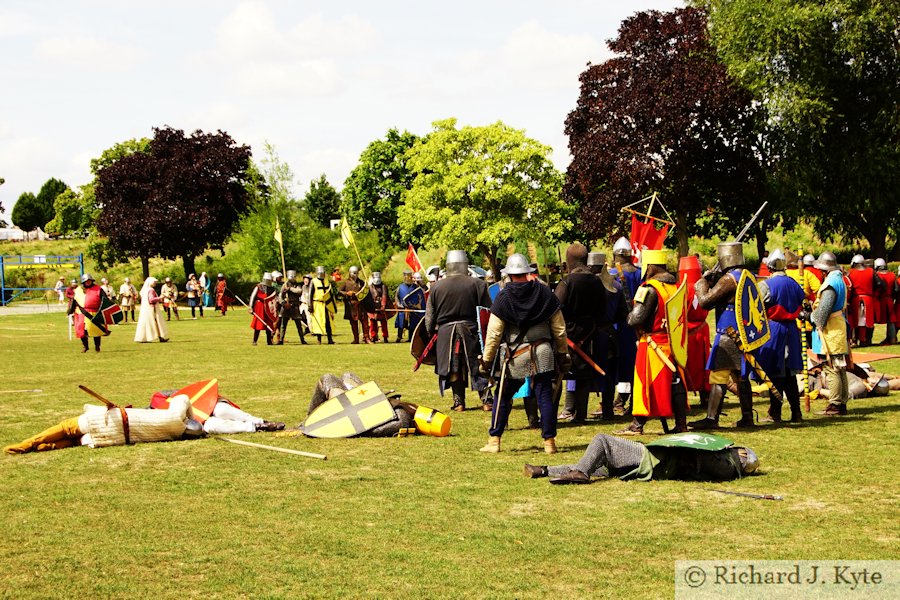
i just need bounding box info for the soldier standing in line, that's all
[277,270,308,345]
[367,272,391,343]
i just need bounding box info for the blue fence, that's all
[0,254,84,306]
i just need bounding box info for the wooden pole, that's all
[216,437,327,460]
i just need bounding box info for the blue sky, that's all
[0,0,681,222]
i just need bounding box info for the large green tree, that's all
[12,178,68,231]
[45,185,98,237]
[95,127,253,278]
[304,174,341,227]
[342,128,418,246]
[697,0,900,258]
[398,118,571,278]
[565,7,767,257]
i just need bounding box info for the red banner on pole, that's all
[630,213,669,264]
[406,243,424,274]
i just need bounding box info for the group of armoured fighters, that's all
[421,239,889,461]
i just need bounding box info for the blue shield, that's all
[734,270,770,352]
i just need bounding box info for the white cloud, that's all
[0,9,43,38]
[37,35,145,71]
[499,20,607,89]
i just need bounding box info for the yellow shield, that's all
[300,381,396,438]
[665,274,689,368]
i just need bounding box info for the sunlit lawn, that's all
[1,310,898,599]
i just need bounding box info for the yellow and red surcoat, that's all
[632,279,679,418]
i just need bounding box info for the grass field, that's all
[1,310,898,599]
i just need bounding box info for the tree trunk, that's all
[860,218,888,259]
[182,254,196,280]
[480,243,502,281]
[888,236,900,262]
[140,255,150,279]
[675,212,689,258]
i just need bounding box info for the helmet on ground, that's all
[737,447,759,474]
[767,249,785,271]
[81,273,93,283]
[717,242,744,270]
[613,237,632,257]
[815,252,838,272]
[371,272,382,285]
[504,253,534,275]
[874,258,886,270]
[851,254,864,266]
[413,405,451,437]
[445,250,469,276]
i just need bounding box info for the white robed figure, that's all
[134,277,169,343]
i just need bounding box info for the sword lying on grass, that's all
[710,489,783,501]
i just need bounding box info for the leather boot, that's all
[479,436,501,453]
[735,380,756,427]
[558,390,576,421]
[523,464,548,478]
[543,438,557,454]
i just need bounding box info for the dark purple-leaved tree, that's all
[96,127,253,278]
[565,7,767,257]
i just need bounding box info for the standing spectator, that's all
[118,277,138,323]
[100,278,116,302]
[186,274,204,319]
[54,277,66,304]
[199,272,212,308]
[215,273,234,316]
[160,277,180,321]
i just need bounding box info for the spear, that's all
[710,489,783,501]
[216,437,326,460]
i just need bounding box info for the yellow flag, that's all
[340,217,354,249]
[274,217,283,244]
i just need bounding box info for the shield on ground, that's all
[735,269,770,352]
[665,275,689,368]
[646,432,733,451]
[410,318,436,366]
[150,379,221,423]
[300,381,396,438]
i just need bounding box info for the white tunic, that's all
[134,283,169,342]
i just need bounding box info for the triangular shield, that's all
[476,305,491,351]
[300,381,396,438]
[735,270,770,352]
[665,274,689,368]
[646,432,734,451]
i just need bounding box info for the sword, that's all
[710,489,783,501]
[710,201,769,273]
[646,337,677,372]
[724,327,783,401]
[567,338,606,375]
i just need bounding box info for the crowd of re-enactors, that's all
[19,240,900,484]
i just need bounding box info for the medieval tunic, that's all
[848,266,879,328]
[249,283,277,332]
[812,271,849,357]
[876,270,897,325]
[609,264,640,387]
[118,282,137,309]
[630,276,680,418]
[685,288,711,393]
[756,273,805,378]
[367,282,391,339]
[395,281,425,332]
[134,281,169,342]
[424,274,492,394]
[72,285,106,339]
[704,268,752,376]
[309,276,337,336]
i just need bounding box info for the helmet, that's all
[426,265,440,278]
[262,272,272,282]
[81,273,93,283]
[165,277,172,283]
[767,249,785,271]
[737,447,759,474]
[349,266,359,276]
[412,272,423,282]
[371,272,382,285]
[402,269,412,280]
[642,249,668,266]
[587,252,606,267]
[413,405,451,437]
[217,273,224,279]
[188,273,196,280]
[271,270,283,280]
[678,255,703,288]
[612,237,632,257]
[101,277,108,284]
[504,253,534,275]
[851,254,864,266]
[717,242,744,270]
[445,250,469,276]
[286,270,297,280]
[565,243,589,271]
[315,266,326,277]
[815,251,838,272]
[70,279,77,285]
[803,254,815,266]
[874,258,886,271]
[124,277,130,283]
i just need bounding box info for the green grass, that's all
[1,312,898,599]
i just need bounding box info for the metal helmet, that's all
[587,252,606,267]
[70,279,77,285]
[349,266,359,276]
[217,273,224,279]
[504,253,534,275]
[802,254,815,267]
[612,237,632,257]
[315,266,326,277]
[737,447,759,475]
[101,277,108,284]
[717,242,744,270]
[445,250,469,276]
[874,258,887,271]
[124,277,130,283]
[165,277,172,283]
[286,270,297,280]
[412,272,423,282]
[81,273,94,283]
[815,251,838,272]
[271,270,283,280]
[262,272,272,282]
[766,249,786,271]
[851,254,864,266]
[371,272,382,285]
